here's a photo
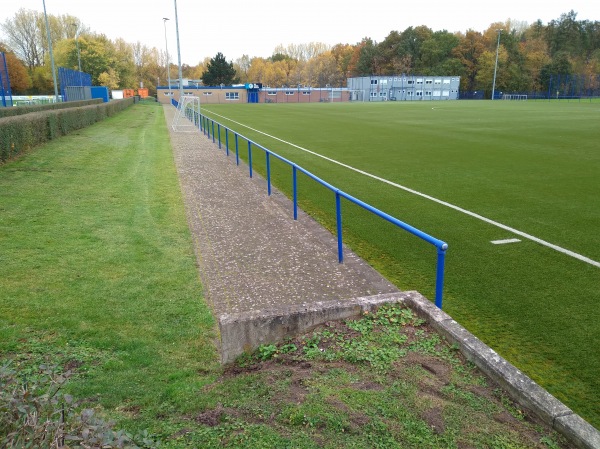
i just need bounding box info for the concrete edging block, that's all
[218,292,406,365]
[555,414,600,449]
[404,292,600,449]
[216,289,599,448]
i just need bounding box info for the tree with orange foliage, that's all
[0,45,31,93]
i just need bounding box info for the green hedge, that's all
[0,99,103,119]
[0,98,134,163]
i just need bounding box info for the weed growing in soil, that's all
[181,304,573,448]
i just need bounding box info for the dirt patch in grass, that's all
[191,304,575,448]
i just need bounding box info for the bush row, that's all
[0,99,103,119]
[0,98,134,164]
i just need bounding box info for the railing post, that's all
[207,119,211,139]
[235,134,239,165]
[293,165,298,220]
[212,121,215,143]
[225,129,229,156]
[336,191,343,263]
[248,140,253,178]
[217,124,221,149]
[266,152,271,196]
[435,245,448,309]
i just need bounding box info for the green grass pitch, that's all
[200,99,600,428]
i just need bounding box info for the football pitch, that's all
[199,100,599,427]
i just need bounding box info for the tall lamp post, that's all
[491,29,502,100]
[173,0,184,101]
[42,0,59,102]
[162,18,172,98]
[75,28,82,73]
[72,23,82,89]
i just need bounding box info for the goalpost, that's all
[502,94,528,100]
[348,90,365,102]
[172,95,201,132]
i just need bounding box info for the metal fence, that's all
[172,99,449,308]
[548,74,600,99]
[0,52,13,107]
[461,75,600,100]
[58,67,92,101]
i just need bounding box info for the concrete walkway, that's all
[164,105,399,319]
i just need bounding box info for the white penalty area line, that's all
[203,109,600,269]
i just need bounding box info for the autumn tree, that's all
[273,42,329,62]
[452,30,486,91]
[330,44,355,84]
[303,51,338,86]
[97,67,120,89]
[1,9,44,70]
[234,54,251,83]
[112,38,135,88]
[349,38,381,75]
[3,7,599,98]
[30,66,54,94]
[521,22,551,91]
[0,45,31,93]
[132,41,155,90]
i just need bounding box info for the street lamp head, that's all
[163,17,169,22]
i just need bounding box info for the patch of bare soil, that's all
[203,315,575,448]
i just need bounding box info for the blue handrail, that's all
[176,104,449,308]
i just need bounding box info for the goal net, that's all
[172,95,201,132]
[502,94,527,100]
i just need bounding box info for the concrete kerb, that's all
[218,291,599,449]
[404,293,600,449]
[218,291,409,364]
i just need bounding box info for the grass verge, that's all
[0,101,219,438]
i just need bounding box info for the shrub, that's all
[0,98,134,164]
[0,99,103,119]
[0,362,159,448]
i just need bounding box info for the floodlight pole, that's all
[73,23,82,88]
[173,0,184,101]
[42,0,60,102]
[74,26,82,72]
[162,18,172,97]
[491,29,502,100]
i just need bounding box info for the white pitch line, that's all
[204,110,600,269]
[491,238,522,245]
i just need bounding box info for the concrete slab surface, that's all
[164,105,399,319]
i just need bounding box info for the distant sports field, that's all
[199,100,600,427]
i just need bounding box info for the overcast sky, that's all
[2,0,598,65]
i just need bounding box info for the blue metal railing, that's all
[173,101,449,308]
